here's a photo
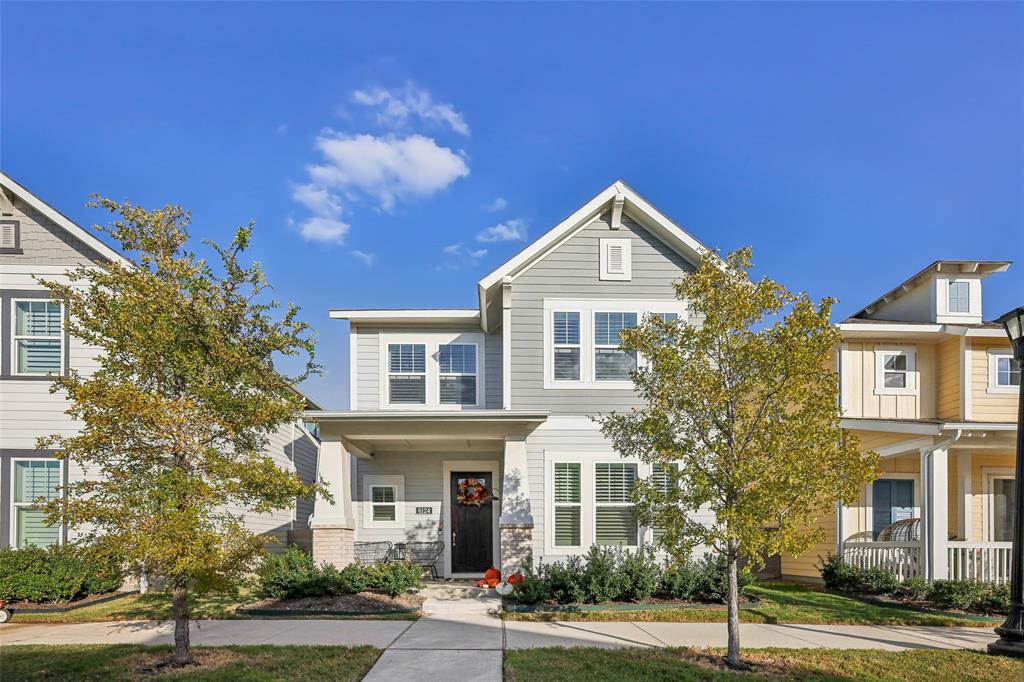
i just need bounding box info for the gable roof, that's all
[0,171,130,265]
[850,259,1011,319]
[476,180,715,330]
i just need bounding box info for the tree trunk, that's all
[171,581,190,666]
[725,541,742,668]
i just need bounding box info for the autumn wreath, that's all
[456,478,489,506]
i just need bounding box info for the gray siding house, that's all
[309,181,716,577]
[0,172,320,551]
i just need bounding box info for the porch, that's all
[839,424,1017,583]
[306,410,547,579]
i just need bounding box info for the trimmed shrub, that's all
[976,582,1011,615]
[618,547,660,602]
[660,558,700,601]
[859,567,901,596]
[693,553,752,604]
[338,563,371,595]
[0,543,123,603]
[582,545,621,603]
[545,556,587,604]
[819,552,864,592]
[364,561,421,597]
[896,575,929,601]
[927,579,990,611]
[510,565,550,605]
[256,545,321,599]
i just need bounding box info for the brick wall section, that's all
[312,526,355,568]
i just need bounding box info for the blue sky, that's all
[2,2,1022,409]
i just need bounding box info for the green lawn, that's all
[502,582,998,627]
[9,590,259,624]
[1,644,380,681]
[504,647,1024,681]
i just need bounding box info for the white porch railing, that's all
[947,542,1014,584]
[843,541,922,580]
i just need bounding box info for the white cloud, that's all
[353,83,470,136]
[300,216,350,243]
[441,242,487,268]
[476,218,527,243]
[292,183,342,217]
[352,250,375,266]
[484,197,508,212]
[442,242,464,255]
[309,132,469,212]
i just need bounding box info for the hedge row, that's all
[255,545,421,599]
[0,544,124,603]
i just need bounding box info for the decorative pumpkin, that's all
[508,572,524,587]
[484,567,501,588]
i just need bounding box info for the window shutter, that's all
[554,507,581,546]
[595,508,638,546]
[595,463,637,503]
[554,463,580,503]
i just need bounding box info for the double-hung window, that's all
[13,459,62,548]
[552,463,582,547]
[948,281,970,314]
[370,485,397,522]
[14,301,63,375]
[594,462,638,546]
[439,343,477,405]
[388,343,426,404]
[552,311,580,381]
[989,350,1021,393]
[650,462,678,543]
[594,312,637,381]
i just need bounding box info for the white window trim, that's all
[987,348,1020,395]
[10,298,65,377]
[599,238,632,281]
[982,467,1015,543]
[864,473,920,540]
[542,298,685,390]
[10,457,64,548]
[946,280,971,315]
[873,346,917,396]
[378,331,485,409]
[551,310,582,383]
[362,475,405,529]
[593,460,640,549]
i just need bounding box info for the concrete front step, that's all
[421,597,502,617]
[419,583,494,600]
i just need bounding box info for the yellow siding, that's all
[971,339,1019,422]
[970,452,1016,541]
[843,341,933,419]
[936,336,961,420]
[780,507,836,579]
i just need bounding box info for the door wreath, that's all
[456,478,489,506]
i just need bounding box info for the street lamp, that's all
[989,306,1024,658]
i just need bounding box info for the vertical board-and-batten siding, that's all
[352,324,503,410]
[510,212,696,414]
[840,342,935,420]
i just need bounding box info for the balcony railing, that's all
[947,541,1014,584]
[842,541,922,580]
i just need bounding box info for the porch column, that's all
[310,436,356,568]
[499,435,533,576]
[922,446,950,581]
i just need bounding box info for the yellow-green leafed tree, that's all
[38,198,327,666]
[598,248,877,668]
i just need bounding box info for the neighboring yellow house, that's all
[782,260,1019,583]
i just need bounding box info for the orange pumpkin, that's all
[484,567,501,588]
[508,572,524,586]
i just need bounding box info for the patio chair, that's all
[402,541,444,580]
[353,541,393,565]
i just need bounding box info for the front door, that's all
[450,472,493,574]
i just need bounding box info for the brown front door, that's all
[450,472,493,574]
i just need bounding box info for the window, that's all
[387,343,426,404]
[948,281,970,314]
[552,311,580,381]
[599,238,631,281]
[594,312,637,381]
[872,479,914,540]
[875,348,915,394]
[439,343,477,405]
[371,485,397,522]
[595,462,638,546]
[991,477,1016,543]
[651,462,678,543]
[553,463,581,547]
[655,312,678,323]
[989,350,1021,393]
[13,300,63,375]
[12,459,61,548]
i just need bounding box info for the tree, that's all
[38,197,326,665]
[598,248,877,667]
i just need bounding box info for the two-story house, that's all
[0,172,321,552]
[782,261,1019,583]
[309,181,718,577]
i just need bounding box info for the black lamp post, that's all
[989,306,1024,658]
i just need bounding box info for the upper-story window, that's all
[439,343,477,405]
[948,281,971,314]
[13,300,63,375]
[387,343,426,404]
[552,311,581,381]
[874,347,916,395]
[988,349,1022,394]
[594,312,637,381]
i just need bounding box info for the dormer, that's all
[849,260,1010,325]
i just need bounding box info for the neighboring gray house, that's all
[0,172,320,551]
[309,181,715,577]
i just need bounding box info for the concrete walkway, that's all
[0,616,998,682]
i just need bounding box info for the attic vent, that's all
[0,219,20,253]
[599,238,631,281]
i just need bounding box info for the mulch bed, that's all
[833,590,1003,621]
[5,591,132,613]
[239,591,422,616]
[505,595,760,613]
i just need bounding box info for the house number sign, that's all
[415,506,433,515]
